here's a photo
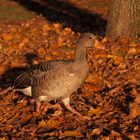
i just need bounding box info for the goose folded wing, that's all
[13,70,41,89]
[33,60,64,72]
[13,61,64,89]
[31,71,56,97]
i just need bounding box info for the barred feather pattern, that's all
[13,61,65,89]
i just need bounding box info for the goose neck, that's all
[74,46,87,62]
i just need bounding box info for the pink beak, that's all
[94,40,105,50]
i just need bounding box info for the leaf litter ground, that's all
[0,0,140,139]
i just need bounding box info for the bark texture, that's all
[106,0,140,40]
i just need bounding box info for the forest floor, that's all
[0,0,140,139]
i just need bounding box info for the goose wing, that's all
[31,66,66,99]
[13,61,65,89]
[33,60,63,72]
[31,71,52,98]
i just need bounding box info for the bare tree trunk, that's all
[106,0,140,40]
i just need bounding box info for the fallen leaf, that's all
[59,129,83,138]
[127,134,136,140]
[100,136,110,140]
[46,116,63,129]
[129,103,140,118]
[38,119,47,127]
[111,130,120,137]
[129,42,138,47]
[101,37,108,43]
[128,48,137,55]
[0,137,6,140]
[1,33,12,41]
[88,106,102,117]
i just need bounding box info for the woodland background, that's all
[0,0,140,139]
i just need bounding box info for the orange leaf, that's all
[38,119,47,127]
[128,48,137,55]
[88,106,102,117]
[59,129,83,138]
[1,33,12,41]
[111,130,120,137]
[128,134,136,140]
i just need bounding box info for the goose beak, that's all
[94,40,105,50]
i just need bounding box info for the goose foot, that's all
[62,98,91,120]
[35,101,51,114]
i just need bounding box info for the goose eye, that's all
[89,37,92,39]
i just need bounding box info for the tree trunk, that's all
[106,0,140,40]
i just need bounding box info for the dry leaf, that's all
[58,37,64,47]
[101,136,110,140]
[59,129,83,138]
[46,116,63,129]
[19,38,28,48]
[111,130,120,137]
[101,37,108,43]
[127,134,136,140]
[88,106,102,117]
[128,48,137,55]
[38,119,47,127]
[0,137,6,140]
[129,42,137,47]
[129,103,140,118]
[1,33,12,41]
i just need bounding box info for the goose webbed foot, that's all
[35,100,51,114]
[62,97,91,120]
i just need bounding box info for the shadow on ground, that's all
[0,53,38,88]
[12,0,107,36]
[0,0,107,87]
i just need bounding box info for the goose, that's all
[7,33,104,119]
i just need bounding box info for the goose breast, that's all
[32,64,88,101]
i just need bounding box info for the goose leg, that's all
[36,100,41,113]
[62,97,90,120]
[41,102,52,114]
[36,101,52,113]
[36,100,61,114]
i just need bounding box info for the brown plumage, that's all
[12,33,104,119]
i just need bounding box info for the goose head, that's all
[77,33,105,50]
